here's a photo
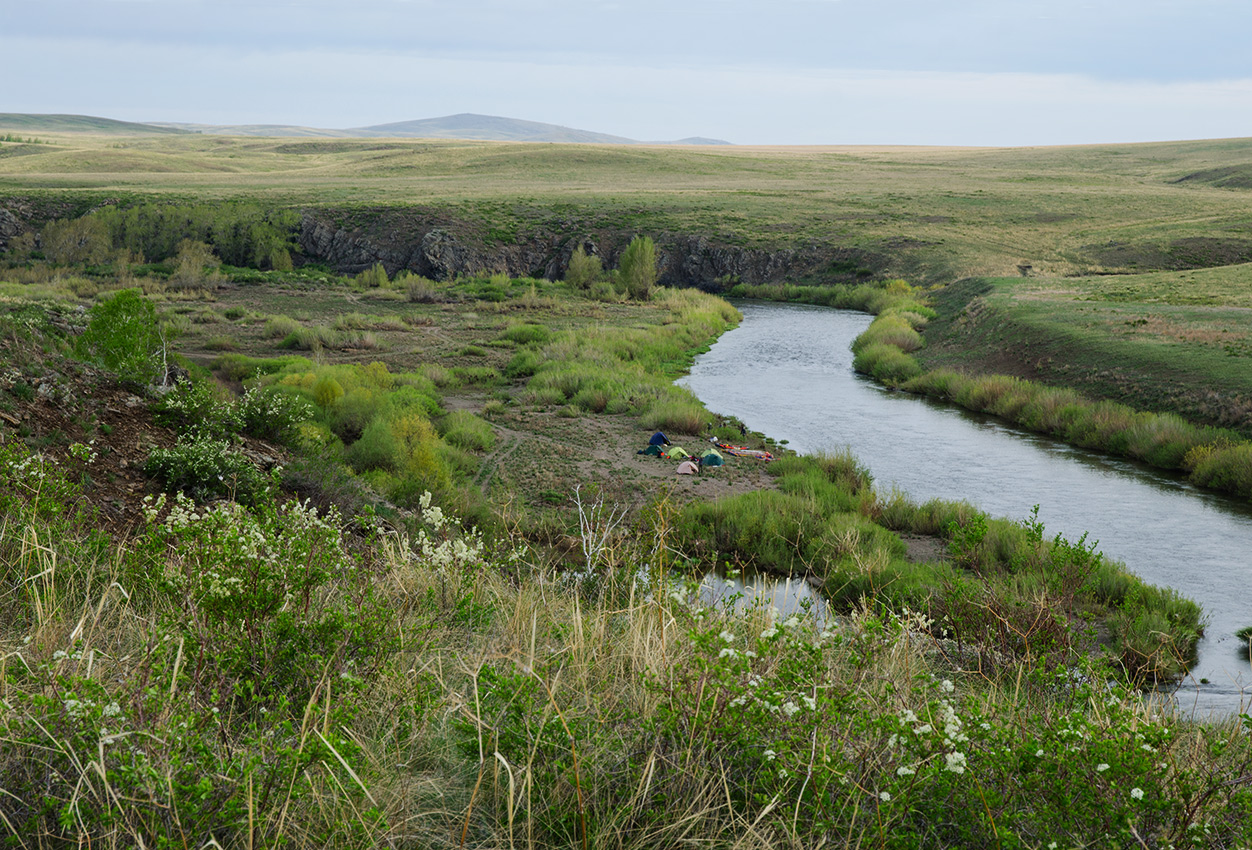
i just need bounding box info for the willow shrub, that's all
[439,409,496,453]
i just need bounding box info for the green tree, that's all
[170,239,221,288]
[618,235,658,301]
[564,244,603,290]
[76,289,169,386]
[40,216,110,265]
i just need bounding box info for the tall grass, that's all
[676,448,1202,680]
[900,368,1252,500]
[3,445,1245,848]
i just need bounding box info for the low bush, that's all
[75,288,169,386]
[143,434,269,505]
[499,322,551,346]
[440,409,496,452]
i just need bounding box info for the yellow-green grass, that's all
[5,134,1252,285]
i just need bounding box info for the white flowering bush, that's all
[640,608,1252,846]
[131,492,393,712]
[143,433,268,505]
[152,376,244,437]
[236,380,315,442]
[154,375,313,443]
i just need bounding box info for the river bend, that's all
[681,301,1252,717]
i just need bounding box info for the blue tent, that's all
[649,431,670,446]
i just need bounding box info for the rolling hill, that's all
[2,111,730,145]
[0,113,190,135]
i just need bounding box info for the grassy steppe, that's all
[920,269,1252,434]
[5,133,1252,284]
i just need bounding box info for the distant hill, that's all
[0,113,190,135]
[0,111,730,144]
[351,114,730,145]
[161,113,730,145]
[350,113,639,144]
[148,123,357,138]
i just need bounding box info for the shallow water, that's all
[681,301,1252,717]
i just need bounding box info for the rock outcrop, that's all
[0,208,22,251]
[297,209,894,288]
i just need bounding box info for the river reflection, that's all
[681,301,1252,717]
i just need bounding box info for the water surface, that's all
[681,301,1252,716]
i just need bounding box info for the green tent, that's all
[664,446,690,459]
[638,444,665,456]
[699,448,724,467]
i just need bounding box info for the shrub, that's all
[237,383,315,443]
[439,409,496,452]
[131,493,393,712]
[499,322,551,346]
[263,314,302,338]
[313,375,345,408]
[564,244,603,290]
[354,262,389,288]
[76,289,169,386]
[402,273,441,302]
[618,235,657,301]
[143,434,268,505]
[346,418,402,473]
[151,378,243,437]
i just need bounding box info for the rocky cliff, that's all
[297,210,894,289]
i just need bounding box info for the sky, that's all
[4,0,1251,146]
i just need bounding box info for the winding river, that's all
[681,301,1252,717]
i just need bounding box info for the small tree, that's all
[77,288,169,386]
[170,239,221,289]
[355,263,389,289]
[40,216,111,265]
[618,235,657,301]
[564,245,603,290]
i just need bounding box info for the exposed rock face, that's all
[419,229,472,280]
[297,210,892,288]
[0,208,22,251]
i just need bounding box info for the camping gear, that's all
[716,442,774,461]
[663,446,690,459]
[699,448,724,467]
[676,460,700,475]
[637,444,665,456]
[649,431,670,446]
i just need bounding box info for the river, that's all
[680,301,1252,717]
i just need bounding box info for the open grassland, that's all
[4,133,1252,283]
[920,268,1252,434]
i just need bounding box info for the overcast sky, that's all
[4,0,1250,146]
